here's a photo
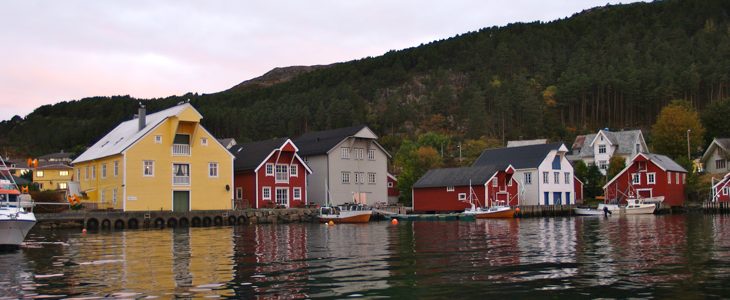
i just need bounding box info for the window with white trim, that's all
[201,137,208,146]
[543,172,549,184]
[598,144,606,154]
[508,178,513,186]
[724,187,729,196]
[647,173,656,185]
[143,160,154,176]
[631,173,640,185]
[458,193,467,201]
[91,166,96,179]
[668,172,671,184]
[368,172,376,184]
[368,149,375,160]
[76,168,81,181]
[114,160,119,177]
[112,188,117,206]
[85,166,89,180]
[341,172,351,184]
[554,172,559,184]
[154,135,162,144]
[388,182,394,188]
[354,148,364,160]
[341,147,350,159]
[275,187,289,206]
[101,164,107,179]
[101,189,107,203]
[564,172,570,184]
[676,172,680,184]
[262,187,271,200]
[717,159,727,170]
[265,163,274,176]
[35,171,44,178]
[447,186,454,192]
[599,160,608,170]
[293,187,301,200]
[524,172,532,185]
[236,187,243,200]
[58,182,67,190]
[209,162,218,177]
[492,178,498,187]
[275,165,289,183]
[290,164,298,177]
[355,172,364,184]
[59,170,69,176]
[682,173,686,184]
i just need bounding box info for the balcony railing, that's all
[173,176,190,185]
[172,144,190,156]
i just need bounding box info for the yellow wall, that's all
[33,167,73,191]
[75,154,124,209]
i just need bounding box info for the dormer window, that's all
[636,144,640,153]
[598,144,606,154]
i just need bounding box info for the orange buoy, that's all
[515,207,521,213]
[82,228,87,235]
[391,218,398,225]
[328,220,335,226]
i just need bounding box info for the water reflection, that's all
[2,215,730,298]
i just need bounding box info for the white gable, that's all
[354,127,378,139]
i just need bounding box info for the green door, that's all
[173,191,190,212]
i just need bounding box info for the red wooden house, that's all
[603,153,688,207]
[574,176,584,204]
[231,138,312,209]
[387,173,399,204]
[712,173,730,202]
[412,164,519,213]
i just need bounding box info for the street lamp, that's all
[687,129,691,161]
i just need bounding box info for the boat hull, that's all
[573,208,604,216]
[319,210,372,223]
[475,209,515,219]
[0,216,36,246]
[623,204,656,215]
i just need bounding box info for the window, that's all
[599,160,608,170]
[91,166,96,179]
[524,172,532,185]
[293,187,302,200]
[631,173,640,185]
[447,186,455,192]
[543,172,549,184]
[290,165,298,177]
[388,182,394,188]
[492,178,498,187]
[647,173,656,184]
[354,148,364,160]
[275,165,289,183]
[638,162,647,171]
[236,187,243,200]
[275,187,289,206]
[112,188,118,206]
[101,164,107,178]
[155,135,162,144]
[114,161,119,177]
[598,144,606,154]
[724,187,729,196]
[554,172,560,184]
[143,160,154,176]
[458,193,467,201]
[35,170,44,178]
[85,166,89,179]
[265,163,274,176]
[341,147,350,159]
[508,178,513,186]
[368,172,376,184]
[355,172,364,184]
[173,164,190,185]
[101,189,106,203]
[58,182,67,190]
[676,172,680,184]
[59,170,69,176]
[76,168,81,181]
[636,144,641,153]
[717,159,727,170]
[262,187,271,200]
[368,149,375,160]
[201,137,208,146]
[552,156,561,170]
[565,172,570,184]
[682,173,686,184]
[668,172,672,184]
[341,172,351,184]
[209,162,218,177]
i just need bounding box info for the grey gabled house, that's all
[294,125,391,207]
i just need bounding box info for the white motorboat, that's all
[573,207,605,215]
[622,197,656,214]
[319,203,372,223]
[0,158,36,248]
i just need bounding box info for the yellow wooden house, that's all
[33,162,74,191]
[72,103,234,211]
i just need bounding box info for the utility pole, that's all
[687,129,691,161]
[458,142,462,164]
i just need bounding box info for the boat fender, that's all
[327,220,335,226]
[391,219,398,225]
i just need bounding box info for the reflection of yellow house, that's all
[33,162,73,191]
[72,103,234,211]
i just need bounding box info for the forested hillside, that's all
[2,0,730,160]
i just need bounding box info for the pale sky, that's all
[0,0,641,121]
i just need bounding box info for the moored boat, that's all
[622,197,656,214]
[319,203,372,223]
[573,207,604,216]
[0,157,36,248]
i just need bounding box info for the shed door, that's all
[173,191,190,212]
[553,192,562,205]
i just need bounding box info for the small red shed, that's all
[412,164,519,213]
[387,173,400,204]
[574,175,584,204]
[603,153,688,207]
[713,173,730,202]
[231,138,312,209]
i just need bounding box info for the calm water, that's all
[2,214,730,299]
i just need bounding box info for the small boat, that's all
[0,158,36,248]
[622,197,656,215]
[462,183,515,219]
[573,207,604,215]
[319,203,372,223]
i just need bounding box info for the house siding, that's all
[414,185,483,213]
[604,156,686,207]
[319,138,388,206]
[705,148,729,174]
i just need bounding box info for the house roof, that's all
[589,130,643,155]
[701,138,730,163]
[36,161,73,170]
[37,151,73,161]
[413,164,506,188]
[294,125,388,157]
[507,139,547,147]
[473,143,565,169]
[217,138,237,149]
[73,104,196,164]
[231,138,289,171]
[603,153,687,189]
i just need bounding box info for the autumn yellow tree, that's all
[651,100,705,160]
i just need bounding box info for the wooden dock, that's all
[701,201,730,214]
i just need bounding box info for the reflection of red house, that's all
[574,176,584,204]
[603,153,687,207]
[231,138,312,209]
[387,173,399,204]
[713,173,730,202]
[412,165,519,213]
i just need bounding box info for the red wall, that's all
[388,176,400,197]
[484,172,520,207]
[234,149,308,209]
[716,179,730,202]
[604,157,686,206]
[574,177,584,204]
[414,185,484,213]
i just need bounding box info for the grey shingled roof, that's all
[645,153,687,173]
[717,138,730,151]
[294,125,368,156]
[570,130,643,159]
[473,143,563,169]
[413,164,505,188]
[230,138,289,171]
[37,152,73,161]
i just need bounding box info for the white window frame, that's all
[209,162,219,178]
[143,160,154,177]
[554,172,560,184]
[447,186,454,192]
[236,187,243,200]
[201,137,208,146]
[85,166,89,180]
[91,165,96,179]
[564,172,570,184]
[682,173,686,184]
[36,170,44,178]
[599,160,608,170]
[354,148,364,160]
[262,186,271,200]
[676,172,680,184]
[388,182,394,188]
[525,172,532,185]
[368,172,376,184]
[265,163,274,176]
[341,147,350,159]
[290,164,298,177]
[341,172,351,184]
[355,172,364,184]
[275,164,289,183]
[76,168,81,181]
[492,178,498,187]
[154,135,162,144]
[101,189,106,203]
[114,160,119,177]
[508,178,513,186]
[598,144,606,154]
[631,173,640,185]
[368,149,375,160]
[724,187,729,196]
[647,172,656,185]
[668,172,671,184]
[293,187,302,200]
[59,170,69,177]
[112,188,118,206]
[543,172,549,184]
[458,193,467,201]
[275,187,289,206]
[101,163,107,179]
[58,182,67,190]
